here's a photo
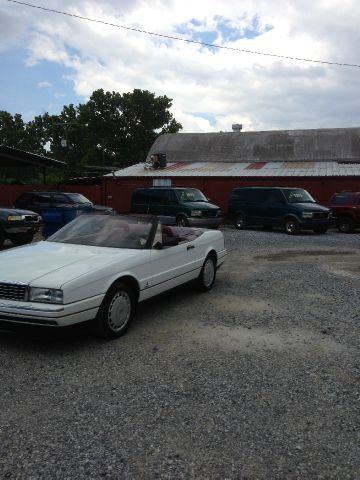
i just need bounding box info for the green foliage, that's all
[0,89,182,181]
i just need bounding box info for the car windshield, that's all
[66,193,93,204]
[47,215,154,249]
[176,189,207,203]
[283,189,315,203]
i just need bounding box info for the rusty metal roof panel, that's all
[109,161,360,177]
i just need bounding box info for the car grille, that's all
[313,212,329,219]
[202,210,220,218]
[24,215,39,222]
[0,282,27,301]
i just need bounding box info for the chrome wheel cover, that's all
[203,258,215,287]
[285,220,296,234]
[235,216,244,228]
[107,290,131,332]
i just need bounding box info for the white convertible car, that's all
[0,215,226,338]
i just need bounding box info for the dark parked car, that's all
[130,187,222,228]
[14,192,114,237]
[0,207,42,248]
[328,191,360,233]
[228,186,331,234]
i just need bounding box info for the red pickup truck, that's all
[328,191,360,233]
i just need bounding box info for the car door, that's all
[267,189,288,225]
[146,225,200,298]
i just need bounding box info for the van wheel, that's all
[284,218,299,235]
[176,215,189,227]
[337,217,354,233]
[234,214,246,230]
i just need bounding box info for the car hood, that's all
[294,203,329,212]
[0,241,141,286]
[1,207,39,216]
[181,201,219,211]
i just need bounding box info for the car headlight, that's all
[29,287,63,304]
[7,215,25,221]
[302,212,314,219]
[191,210,202,217]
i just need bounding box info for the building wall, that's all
[103,176,360,214]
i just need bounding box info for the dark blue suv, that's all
[228,187,330,234]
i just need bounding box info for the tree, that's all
[0,89,182,179]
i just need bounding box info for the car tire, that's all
[337,217,354,233]
[284,218,299,235]
[0,229,4,249]
[10,234,34,246]
[94,282,135,339]
[234,214,246,230]
[313,227,328,234]
[176,215,189,227]
[196,254,216,292]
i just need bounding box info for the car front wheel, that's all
[176,215,189,227]
[284,218,299,235]
[196,254,216,291]
[10,234,34,246]
[337,217,354,233]
[94,282,135,339]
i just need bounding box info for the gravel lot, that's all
[0,227,359,479]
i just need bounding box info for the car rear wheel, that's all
[176,215,189,227]
[10,234,34,246]
[196,254,216,291]
[337,217,354,233]
[94,282,135,339]
[234,214,246,230]
[0,229,4,249]
[284,218,299,235]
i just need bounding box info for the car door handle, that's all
[187,245,195,250]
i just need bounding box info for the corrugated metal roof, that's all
[109,161,360,178]
[147,128,360,164]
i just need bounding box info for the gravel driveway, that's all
[0,228,359,479]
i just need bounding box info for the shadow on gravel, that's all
[256,250,356,261]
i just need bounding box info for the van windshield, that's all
[176,189,207,203]
[283,189,315,203]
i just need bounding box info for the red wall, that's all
[2,176,360,213]
[103,176,360,214]
[0,184,103,208]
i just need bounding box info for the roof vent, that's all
[232,124,242,132]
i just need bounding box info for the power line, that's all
[6,0,360,69]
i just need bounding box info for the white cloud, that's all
[2,0,360,132]
[37,81,53,88]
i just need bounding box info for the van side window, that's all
[269,190,284,203]
[149,189,175,205]
[232,189,250,202]
[133,191,148,204]
[166,190,178,205]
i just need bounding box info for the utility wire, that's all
[6,0,360,69]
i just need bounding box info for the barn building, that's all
[103,127,360,214]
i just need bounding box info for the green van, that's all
[130,187,222,228]
[228,186,330,234]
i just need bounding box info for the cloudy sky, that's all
[1,0,360,133]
